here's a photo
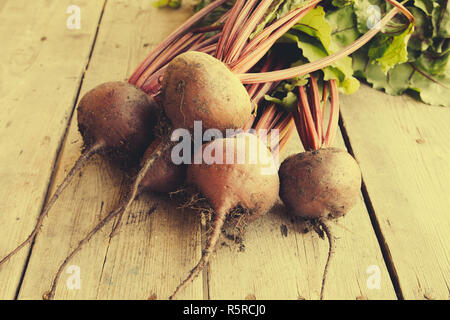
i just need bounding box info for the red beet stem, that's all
[299,86,320,150]
[309,74,323,144]
[222,0,259,62]
[293,97,308,149]
[321,81,328,131]
[238,5,410,83]
[231,2,318,74]
[216,0,245,60]
[136,32,203,88]
[129,0,228,84]
[276,114,295,154]
[324,79,339,148]
[225,0,274,64]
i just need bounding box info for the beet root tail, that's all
[169,208,227,300]
[109,137,168,238]
[44,203,125,300]
[0,142,103,269]
[318,219,335,300]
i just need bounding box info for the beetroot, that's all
[106,51,254,237]
[42,52,254,299]
[139,139,186,194]
[170,133,279,299]
[279,148,361,219]
[278,76,361,299]
[0,81,156,268]
[77,81,157,167]
[162,51,252,133]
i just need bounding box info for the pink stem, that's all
[191,33,222,51]
[129,0,228,84]
[275,114,295,155]
[324,80,339,147]
[239,0,321,58]
[299,86,320,150]
[243,115,256,131]
[223,0,259,62]
[141,66,166,94]
[293,96,308,149]
[255,104,277,131]
[321,81,328,136]
[268,110,284,131]
[225,0,274,64]
[246,55,274,100]
[238,7,403,83]
[216,0,245,60]
[136,32,203,88]
[309,74,323,145]
[231,3,317,74]
[191,25,223,33]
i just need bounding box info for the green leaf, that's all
[366,62,413,96]
[407,6,433,54]
[415,50,449,76]
[355,57,450,106]
[410,64,450,106]
[331,0,355,8]
[340,75,360,93]
[282,6,360,94]
[369,24,414,73]
[414,0,434,15]
[153,0,182,9]
[252,0,285,38]
[432,1,450,38]
[291,6,332,48]
[326,5,359,47]
[353,0,385,34]
[265,92,299,111]
[277,0,312,19]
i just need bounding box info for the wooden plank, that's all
[0,0,106,300]
[18,0,203,300]
[17,2,399,300]
[340,85,450,300]
[206,129,397,300]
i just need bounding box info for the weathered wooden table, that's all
[0,0,448,300]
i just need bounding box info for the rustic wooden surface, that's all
[0,0,448,300]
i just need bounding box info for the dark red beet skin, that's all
[93,52,255,243]
[0,81,158,271]
[77,81,158,167]
[139,139,186,193]
[279,148,361,219]
[162,51,252,134]
[170,133,279,299]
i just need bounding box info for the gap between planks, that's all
[13,0,109,300]
[338,114,404,300]
[15,1,397,299]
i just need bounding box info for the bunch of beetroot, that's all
[0,0,413,300]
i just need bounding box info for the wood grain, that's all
[206,127,397,300]
[17,0,204,300]
[2,0,446,301]
[340,86,450,300]
[0,0,106,300]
